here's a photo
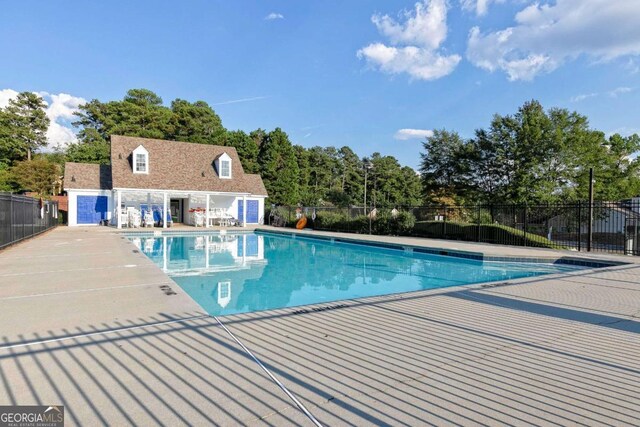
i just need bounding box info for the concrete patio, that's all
[1,226,639,425]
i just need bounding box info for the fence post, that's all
[442,205,447,238]
[577,202,582,252]
[476,205,481,242]
[523,205,528,247]
[9,194,13,244]
[588,168,594,252]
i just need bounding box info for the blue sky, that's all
[1,0,639,169]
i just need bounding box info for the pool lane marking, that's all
[0,281,177,301]
[213,315,324,427]
[0,315,210,351]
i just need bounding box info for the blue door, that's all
[77,195,108,224]
[247,200,259,223]
[238,200,259,223]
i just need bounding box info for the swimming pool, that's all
[129,231,588,316]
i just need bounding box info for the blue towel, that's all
[151,205,172,224]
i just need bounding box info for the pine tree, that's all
[258,128,300,205]
[2,92,50,161]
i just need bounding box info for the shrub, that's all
[313,210,349,229]
[413,221,563,249]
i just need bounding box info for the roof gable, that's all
[63,163,112,190]
[110,135,267,195]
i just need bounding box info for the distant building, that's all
[63,135,268,227]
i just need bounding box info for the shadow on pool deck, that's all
[4,283,640,426]
[2,227,640,425]
[0,313,310,426]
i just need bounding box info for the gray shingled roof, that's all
[64,136,268,196]
[64,163,112,190]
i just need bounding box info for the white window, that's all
[220,160,230,178]
[132,145,149,174]
[215,152,232,179]
[135,153,147,172]
[219,282,230,299]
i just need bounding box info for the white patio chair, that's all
[194,211,205,227]
[144,211,154,227]
[208,209,222,226]
[127,207,141,228]
[119,209,129,228]
[130,212,141,228]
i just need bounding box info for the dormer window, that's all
[215,152,232,179]
[132,145,149,174]
[220,160,230,178]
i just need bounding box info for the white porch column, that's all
[146,192,151,227]
[116,190,122,229]
[205,194,210,228]
[163,192,168,229]
[242,196,247,228]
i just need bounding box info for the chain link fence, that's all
[267,200,640,256]
[0,192,59,249]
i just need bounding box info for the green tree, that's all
[11,157,60,197]
[169,99,226,144]
[258,128,300,205]
[307,146,339,201]
[0,163,17,192]
[419,129,471,202]
[368,153,421,207]
[1,92,50,161]
[224,130,259,173]
[337,146,363,206]
[293,144,314,205]
[66,129,112,165]
[71,89,230,164]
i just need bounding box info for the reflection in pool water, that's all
[131,232,585,316]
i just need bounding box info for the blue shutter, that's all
[237,199,244,222]
[77,196,108,224]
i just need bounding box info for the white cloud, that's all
[211,95,267,106]
[394,128,434,140]
[466,0,640,81]
[570,92,598,103]
[570,86,635,102]
[0,89,86,149]
[357,0,461,81]
[265,12,284,20]
[608,86,633,97]
[460,0,504,16]
[39,92,87,149]
[0,88,19,108]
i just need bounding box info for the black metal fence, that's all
[268,199,640,256]
[0,192,59,249]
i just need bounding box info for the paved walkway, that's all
[1,226,639,425]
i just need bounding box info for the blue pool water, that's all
[129,232,586,316]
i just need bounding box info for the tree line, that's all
[420,100,640,205]
[1,90,638,206]
[0,88,423,207]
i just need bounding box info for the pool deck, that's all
[1,226,640,425]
